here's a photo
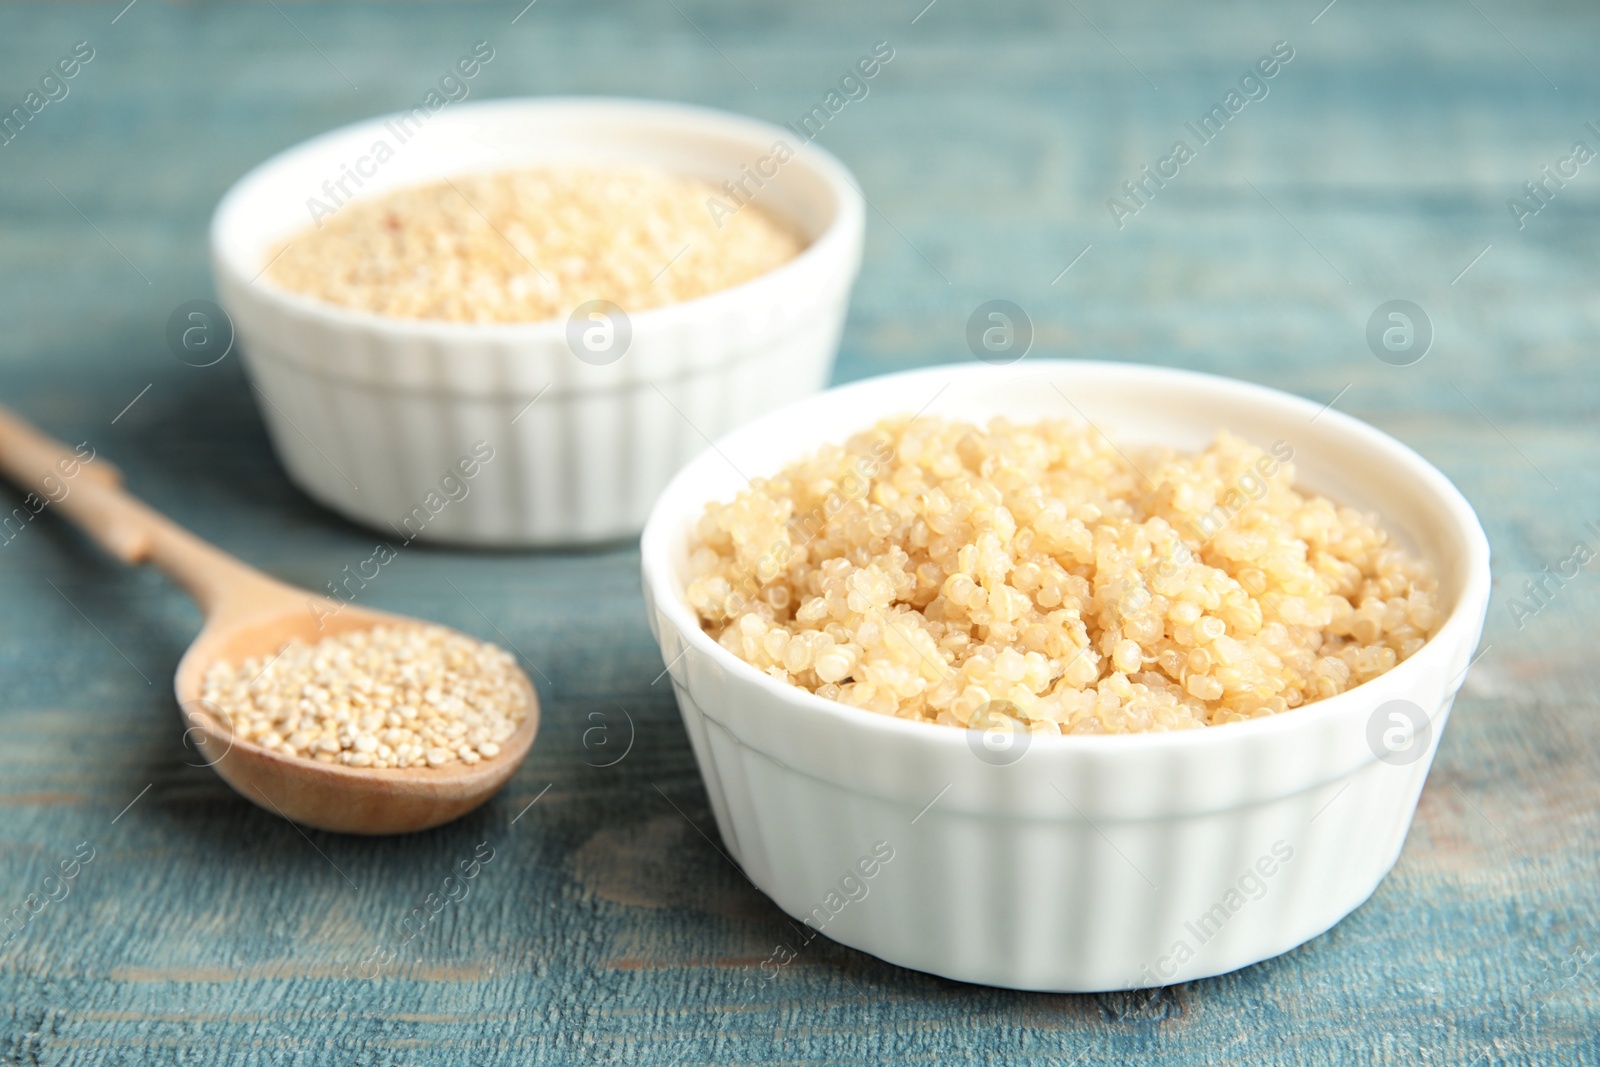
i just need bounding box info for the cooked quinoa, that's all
[685,416,1440,735]
[201,625,530,769]
[266,165,803,323]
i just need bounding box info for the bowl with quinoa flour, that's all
[211,98,864,545]
[640,360,1491,992]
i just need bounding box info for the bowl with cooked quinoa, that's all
[210,98,864,545]
[640,360,1491,992]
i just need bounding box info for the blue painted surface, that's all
[1,0,1597,1062]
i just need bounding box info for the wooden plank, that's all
[1,0,1597,1062]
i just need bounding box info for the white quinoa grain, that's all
[202,625,529,769]
[265,166,803,324]
[685,417,1441,735]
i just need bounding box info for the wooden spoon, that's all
[0,403,540,835]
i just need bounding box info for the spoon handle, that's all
[0,402,285,616]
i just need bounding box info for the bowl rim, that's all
[640,359,1493,754]
[209,95,866,342]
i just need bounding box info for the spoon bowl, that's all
[176,594,541,835]
[0,403,540,835]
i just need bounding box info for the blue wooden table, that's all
[2,0,1597,1062]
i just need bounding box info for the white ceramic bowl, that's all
[211,98,865,545]
[641,360,1491,992]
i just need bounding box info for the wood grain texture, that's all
[1,0,1597,1063]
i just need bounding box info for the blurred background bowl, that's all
[211,97,865,546]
